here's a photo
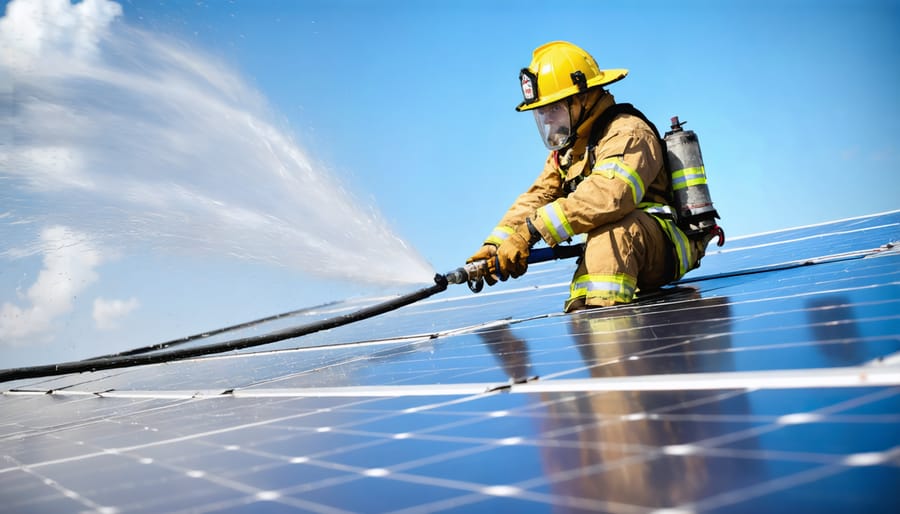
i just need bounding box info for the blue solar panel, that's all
[2,211,899,513]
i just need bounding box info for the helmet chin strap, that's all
[561,89,605,150]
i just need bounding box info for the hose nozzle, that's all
[441,260,489,293]
[441,243,586,295]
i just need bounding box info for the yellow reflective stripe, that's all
[671,166,707,191]
[537,200,575,244]
[568,273,637,304]
[594,157,645,204]
[484,225,514,246]
[654,217,693,278]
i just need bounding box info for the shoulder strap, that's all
[584,101,674,207]
[567,102,666,197]
[587,102,662,148]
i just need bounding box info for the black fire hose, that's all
[0,243,584,384]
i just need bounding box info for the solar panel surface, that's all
[2,211,899,513]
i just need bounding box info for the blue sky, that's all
[1,0,898,366]
[125,0,898,256]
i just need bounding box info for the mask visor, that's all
[533,101,572,150]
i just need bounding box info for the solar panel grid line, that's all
[531,392,884,453]
[263,337,458,386]
[163,495,351,514]
[679,215,900,278]
[653,443,899,467]
[557,313,898,355]
[216,317,522,360]
[64,441,349,514]
[370,390,892,510]
[668,458,873,514]
[500,390,856,462]
[387,484,649,514]
[4,455,114,514]
[541,320,717,381]
[795,385,900,417]
[351,440,651,514]
[0,398,193,445]
[628,333,900,365]
[379,464,657,514]
[3,386,896,510]
[516,264,895,327]
[0,398,378,473]
[173,319,536,383]
[529,393,898,514]
[684,245,892,279]
[725,209,900,242]
[142,456,355,514]
[685,271,898,306]
[636,286,898,327]
[138,403,588,514]
[713,222,899,254]
[664,390,894,451]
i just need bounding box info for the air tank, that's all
[664,116,719,235]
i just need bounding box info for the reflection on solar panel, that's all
[2,211,899,513]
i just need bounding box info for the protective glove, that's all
[492,220,540,281]
[467,244,499,285]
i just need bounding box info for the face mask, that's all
[533,100,572,150]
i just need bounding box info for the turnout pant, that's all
[565,210,685,312]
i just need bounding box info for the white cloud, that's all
[0,0,122,72]
[0,226,102,344]
[93,296,139,330]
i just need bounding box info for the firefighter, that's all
[468,41,712,312]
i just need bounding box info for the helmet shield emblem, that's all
[519,68,539,105]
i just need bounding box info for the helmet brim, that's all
[516,68,628,112]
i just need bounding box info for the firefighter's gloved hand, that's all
[494,221,539,281]
[467,244,499,286]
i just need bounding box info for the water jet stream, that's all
[0,0,434,287]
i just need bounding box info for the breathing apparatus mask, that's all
[533,100,572,151]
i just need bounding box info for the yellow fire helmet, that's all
[516,41,628,112]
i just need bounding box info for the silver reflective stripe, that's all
[671,166,707,191]
[491,228,511,241]
[641,204,674,217]
[580,280,633,294]
[570,273,638,304]
[595,159,645,204]
[485,226,515,246]
[537,202,575,243]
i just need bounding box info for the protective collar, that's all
[558,91,616,182]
